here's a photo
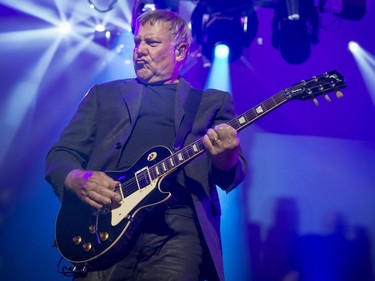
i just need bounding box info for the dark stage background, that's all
[0,0,374,280]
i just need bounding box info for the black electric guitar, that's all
[55,70,346,271]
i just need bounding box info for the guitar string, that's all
[113,93,287,199]
[115,139,206,199]
[112,80,343,202]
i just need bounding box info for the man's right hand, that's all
[64,169,122,209]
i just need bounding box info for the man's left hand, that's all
[203,124,240,171]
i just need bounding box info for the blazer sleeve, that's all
[45,85,99,200]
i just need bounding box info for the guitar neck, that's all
[228,91,288,131]
[145,69,347,185]
[148,91,288,180]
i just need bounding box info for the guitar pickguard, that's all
[111,180,158,226]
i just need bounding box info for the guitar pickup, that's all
[134,167,151,190]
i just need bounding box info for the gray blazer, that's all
[45,78,247,281]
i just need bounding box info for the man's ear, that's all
[175,44,188,61]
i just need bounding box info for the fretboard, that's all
[147,91,288,181]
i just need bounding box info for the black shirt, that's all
[118,82,193,209]
[119,83,177,169]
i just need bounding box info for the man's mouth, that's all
[136,59,147,65]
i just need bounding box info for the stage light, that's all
[142,3,157,12]
[215,44,229,59]
[349,42,375,109]
[272,0,320,64]
[88,0,118,13]
[93,24,122,49]
[95,24,106,32]
[131,0,179,33]
[348,41,360,53]
[59,22,71,34]
[286,0,300,20]
[333,0,366,20]
[191,0,258,63]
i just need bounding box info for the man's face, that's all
[133,21,180,84]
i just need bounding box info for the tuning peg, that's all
[313,98,319,106]
[324,94,331,102]
[336,91,344,98]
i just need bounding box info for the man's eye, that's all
[147,40,159,46]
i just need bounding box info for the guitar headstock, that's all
[284,70,346,105]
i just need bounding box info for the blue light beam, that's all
[349,41,375,108]
[205,44,251,280]
[0,36,62,164]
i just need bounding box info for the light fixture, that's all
[58,22,71,34]
[348,41,359,53]
[95,24,106,32]
[272,0,320,64]
[334,0,366,20]
[191,0,258,63]
[131,0,179,33]
[88,0,118,13]
[215,44,229,59]
[93,24,122,49]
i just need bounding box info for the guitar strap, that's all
[173,88,203,151]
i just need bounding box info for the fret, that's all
[152,163,163,178]
[275,92,286,103]
[196,140,205,153]
[177,152,184,162]
[155,165,160,176]
[149,168,156,180]
[238,115,247,126]
[179,149,187,160]
[245,109,257,121]
[186,147,196,158]
[166,160,172,170]
[255,105,264,114]
[192,144,199,153]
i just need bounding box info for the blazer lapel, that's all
[118,79,144,144]
[174,78,191,149]
[120,79,144,123]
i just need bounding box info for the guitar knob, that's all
[99,232,110,241]
[324,95,331,102]
[72,236,82,245]
[88,225,96,234]
[82,242,92,252]
[336,91,344,98]
[313,98,319,106]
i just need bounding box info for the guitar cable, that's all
[57,256,88,276]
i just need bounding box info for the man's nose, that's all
[135,42,147,56]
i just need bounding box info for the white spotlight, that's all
[95,24,106,32]
[348,41,360,53]
[59,22,71,34]
[215,44,229,59]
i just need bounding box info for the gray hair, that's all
[135,10,192,49]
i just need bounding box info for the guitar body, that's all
[55,146,173,269]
